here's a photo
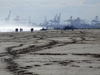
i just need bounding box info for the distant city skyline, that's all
[0,0,100,24]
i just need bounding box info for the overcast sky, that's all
[0,0,100,24]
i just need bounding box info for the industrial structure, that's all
[64,16,90,28]
[41,13,61,26]
[40,14,90,28]
[91,16,100,25]
[65,16,86,26]
[91,16,100,28]
[1,10,34,26]
[40,14,100,28]
[0,10,100,29]
[5,10,11,21]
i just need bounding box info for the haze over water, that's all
[0,22,43,32]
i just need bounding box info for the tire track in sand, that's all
[3,38,78,75]
[4,40,58,75]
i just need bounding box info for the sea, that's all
[0,24,43,32]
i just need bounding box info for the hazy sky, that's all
[0,0,100,24]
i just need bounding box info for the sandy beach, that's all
[0,29,100,75]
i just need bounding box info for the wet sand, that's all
[0,29,100,75]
